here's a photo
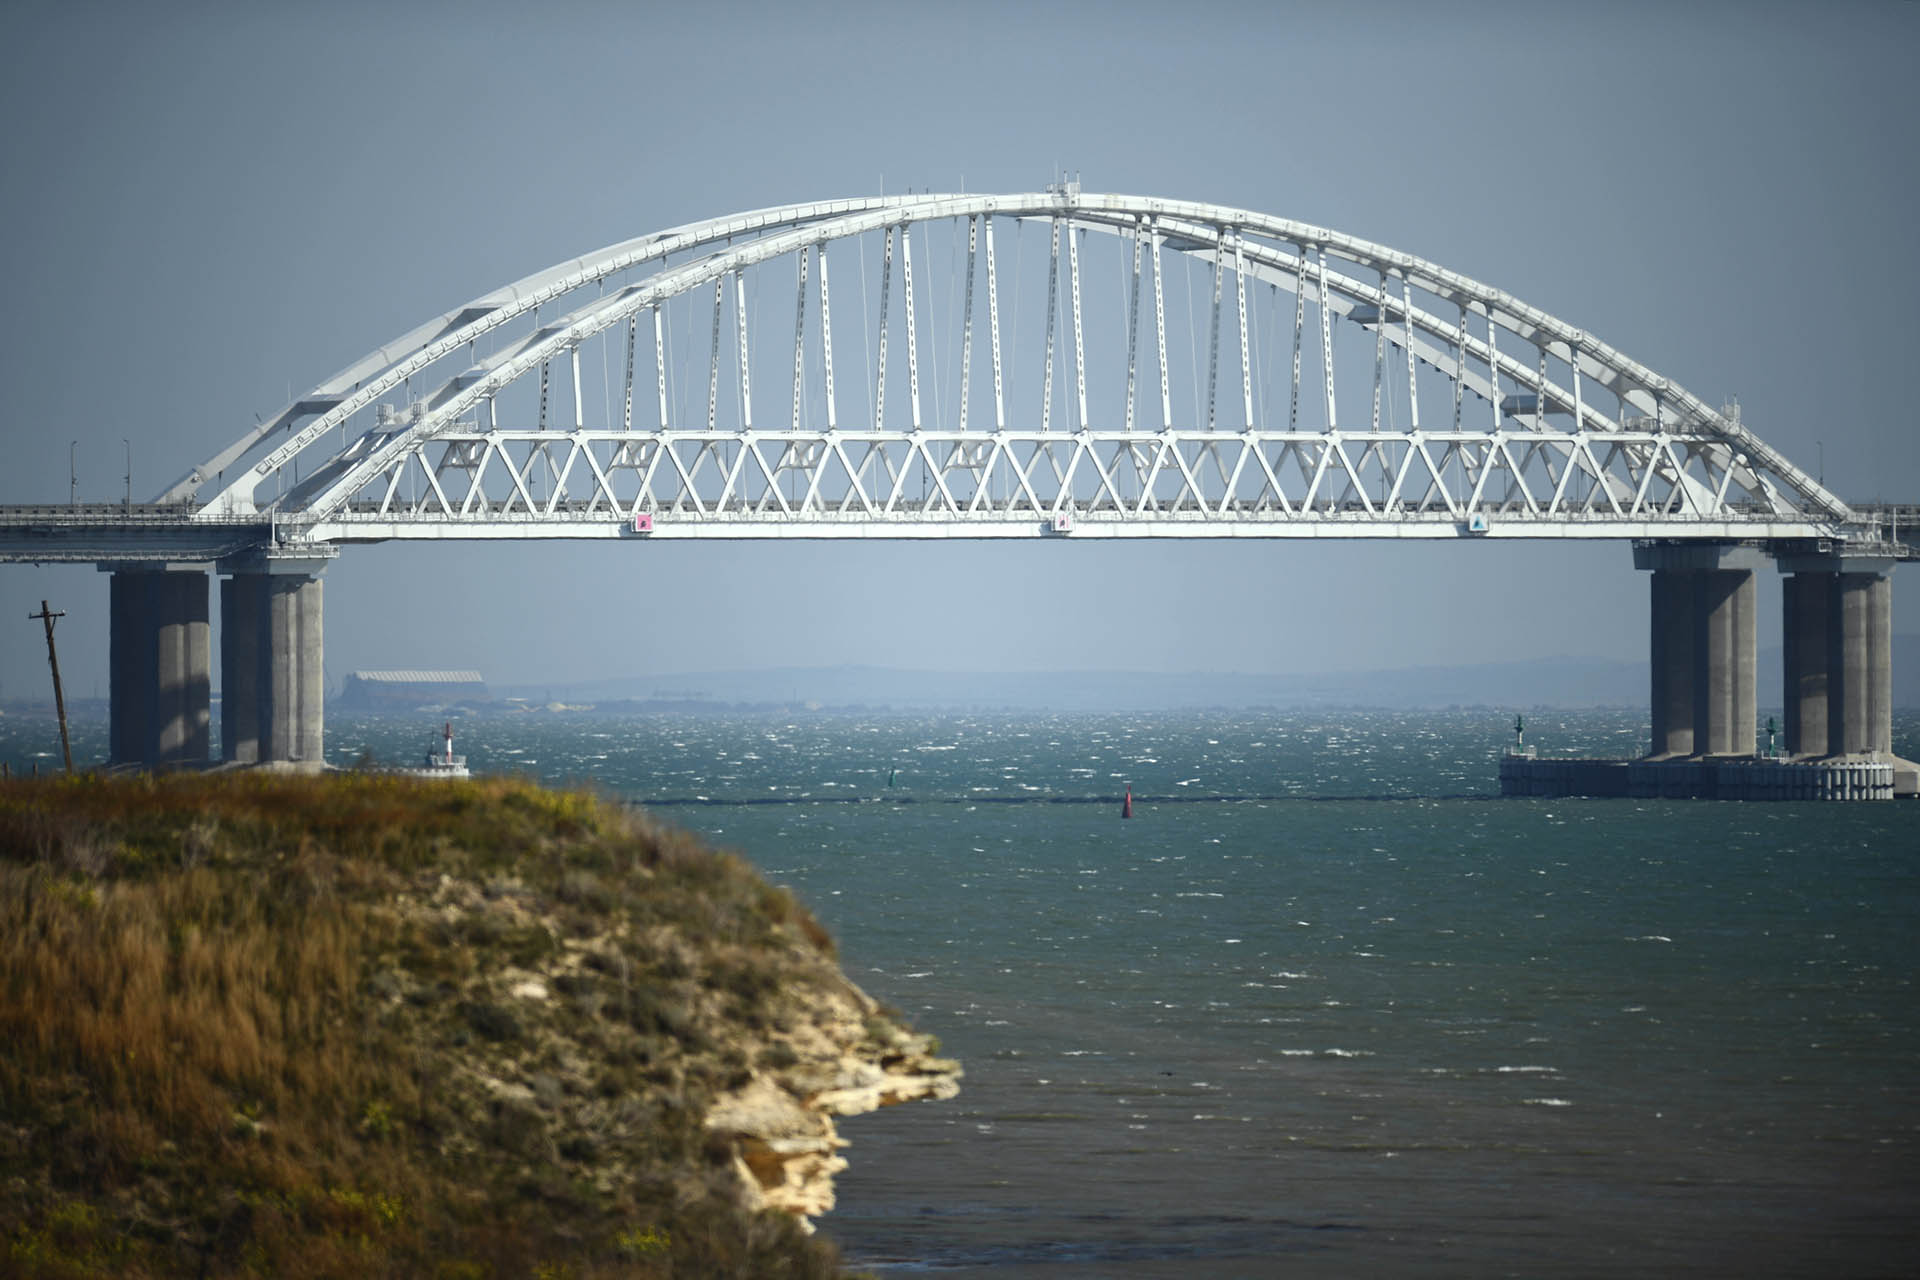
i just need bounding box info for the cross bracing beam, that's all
[181,191,1854,545]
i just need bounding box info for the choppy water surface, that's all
[12,709,1918,1276]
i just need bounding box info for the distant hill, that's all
[498,635,1920,713]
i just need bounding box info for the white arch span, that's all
[171,190,1856,543]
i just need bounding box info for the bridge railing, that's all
[0,503,217,522]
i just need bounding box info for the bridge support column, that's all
[1636,543,1763,760]
[106,567,211,768]
[219,574,266,763]
[1774,550,1912,795]
[1647,569,1697,758]
[1830,571,1893,759]
[220,554,329,767]
[1781,571,1833,757]
[1695,568,1756,757]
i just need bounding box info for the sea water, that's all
[9,710,1916,1276]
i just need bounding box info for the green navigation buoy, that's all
[887,767,897,788]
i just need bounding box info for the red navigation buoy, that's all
[1122,787,1133,819]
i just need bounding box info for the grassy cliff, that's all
[0,772,954,1278]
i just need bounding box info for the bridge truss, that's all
[169,188,1860,545]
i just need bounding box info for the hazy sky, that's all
[1,0,1916,700]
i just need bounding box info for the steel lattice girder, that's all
[295,428,1835,544]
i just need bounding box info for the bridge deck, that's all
[3,500,1909,560]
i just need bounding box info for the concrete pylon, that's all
[1647,568,1697,758]
[219,551,333,767]
[106,567,212,768]
[219,573,266,763]
[1636,542,1763,761]
[1775,550,1913,796]
[1781,571,1832,757]
[1693,568,1756,757]
[1830,572,1893,759]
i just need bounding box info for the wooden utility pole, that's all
[29,601,73,774]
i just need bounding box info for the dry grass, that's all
[0,772,847,1279]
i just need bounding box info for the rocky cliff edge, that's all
[0,772,957,1278]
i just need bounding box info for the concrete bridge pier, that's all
[1637,543,1761,759]
[1781,570,1832,758]
[1646,567,1698,757]
[105,565,212,768]
[219,552,329,766]
[1697,566,1758,757]
[1831,572,1895,759]
[1776,552,1906,783]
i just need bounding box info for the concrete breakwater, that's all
[1499,752,1898,801]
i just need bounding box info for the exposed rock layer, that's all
[705,996,960,1226]
[403,866,961,1232]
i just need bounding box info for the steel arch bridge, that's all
[8,186,1912,780]
[164,186,1867,548]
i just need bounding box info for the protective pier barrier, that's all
[1627,760,1716,800]
[1712,759,1894,802]
[1500,753,1895,801]
[1496,755,1631,797]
